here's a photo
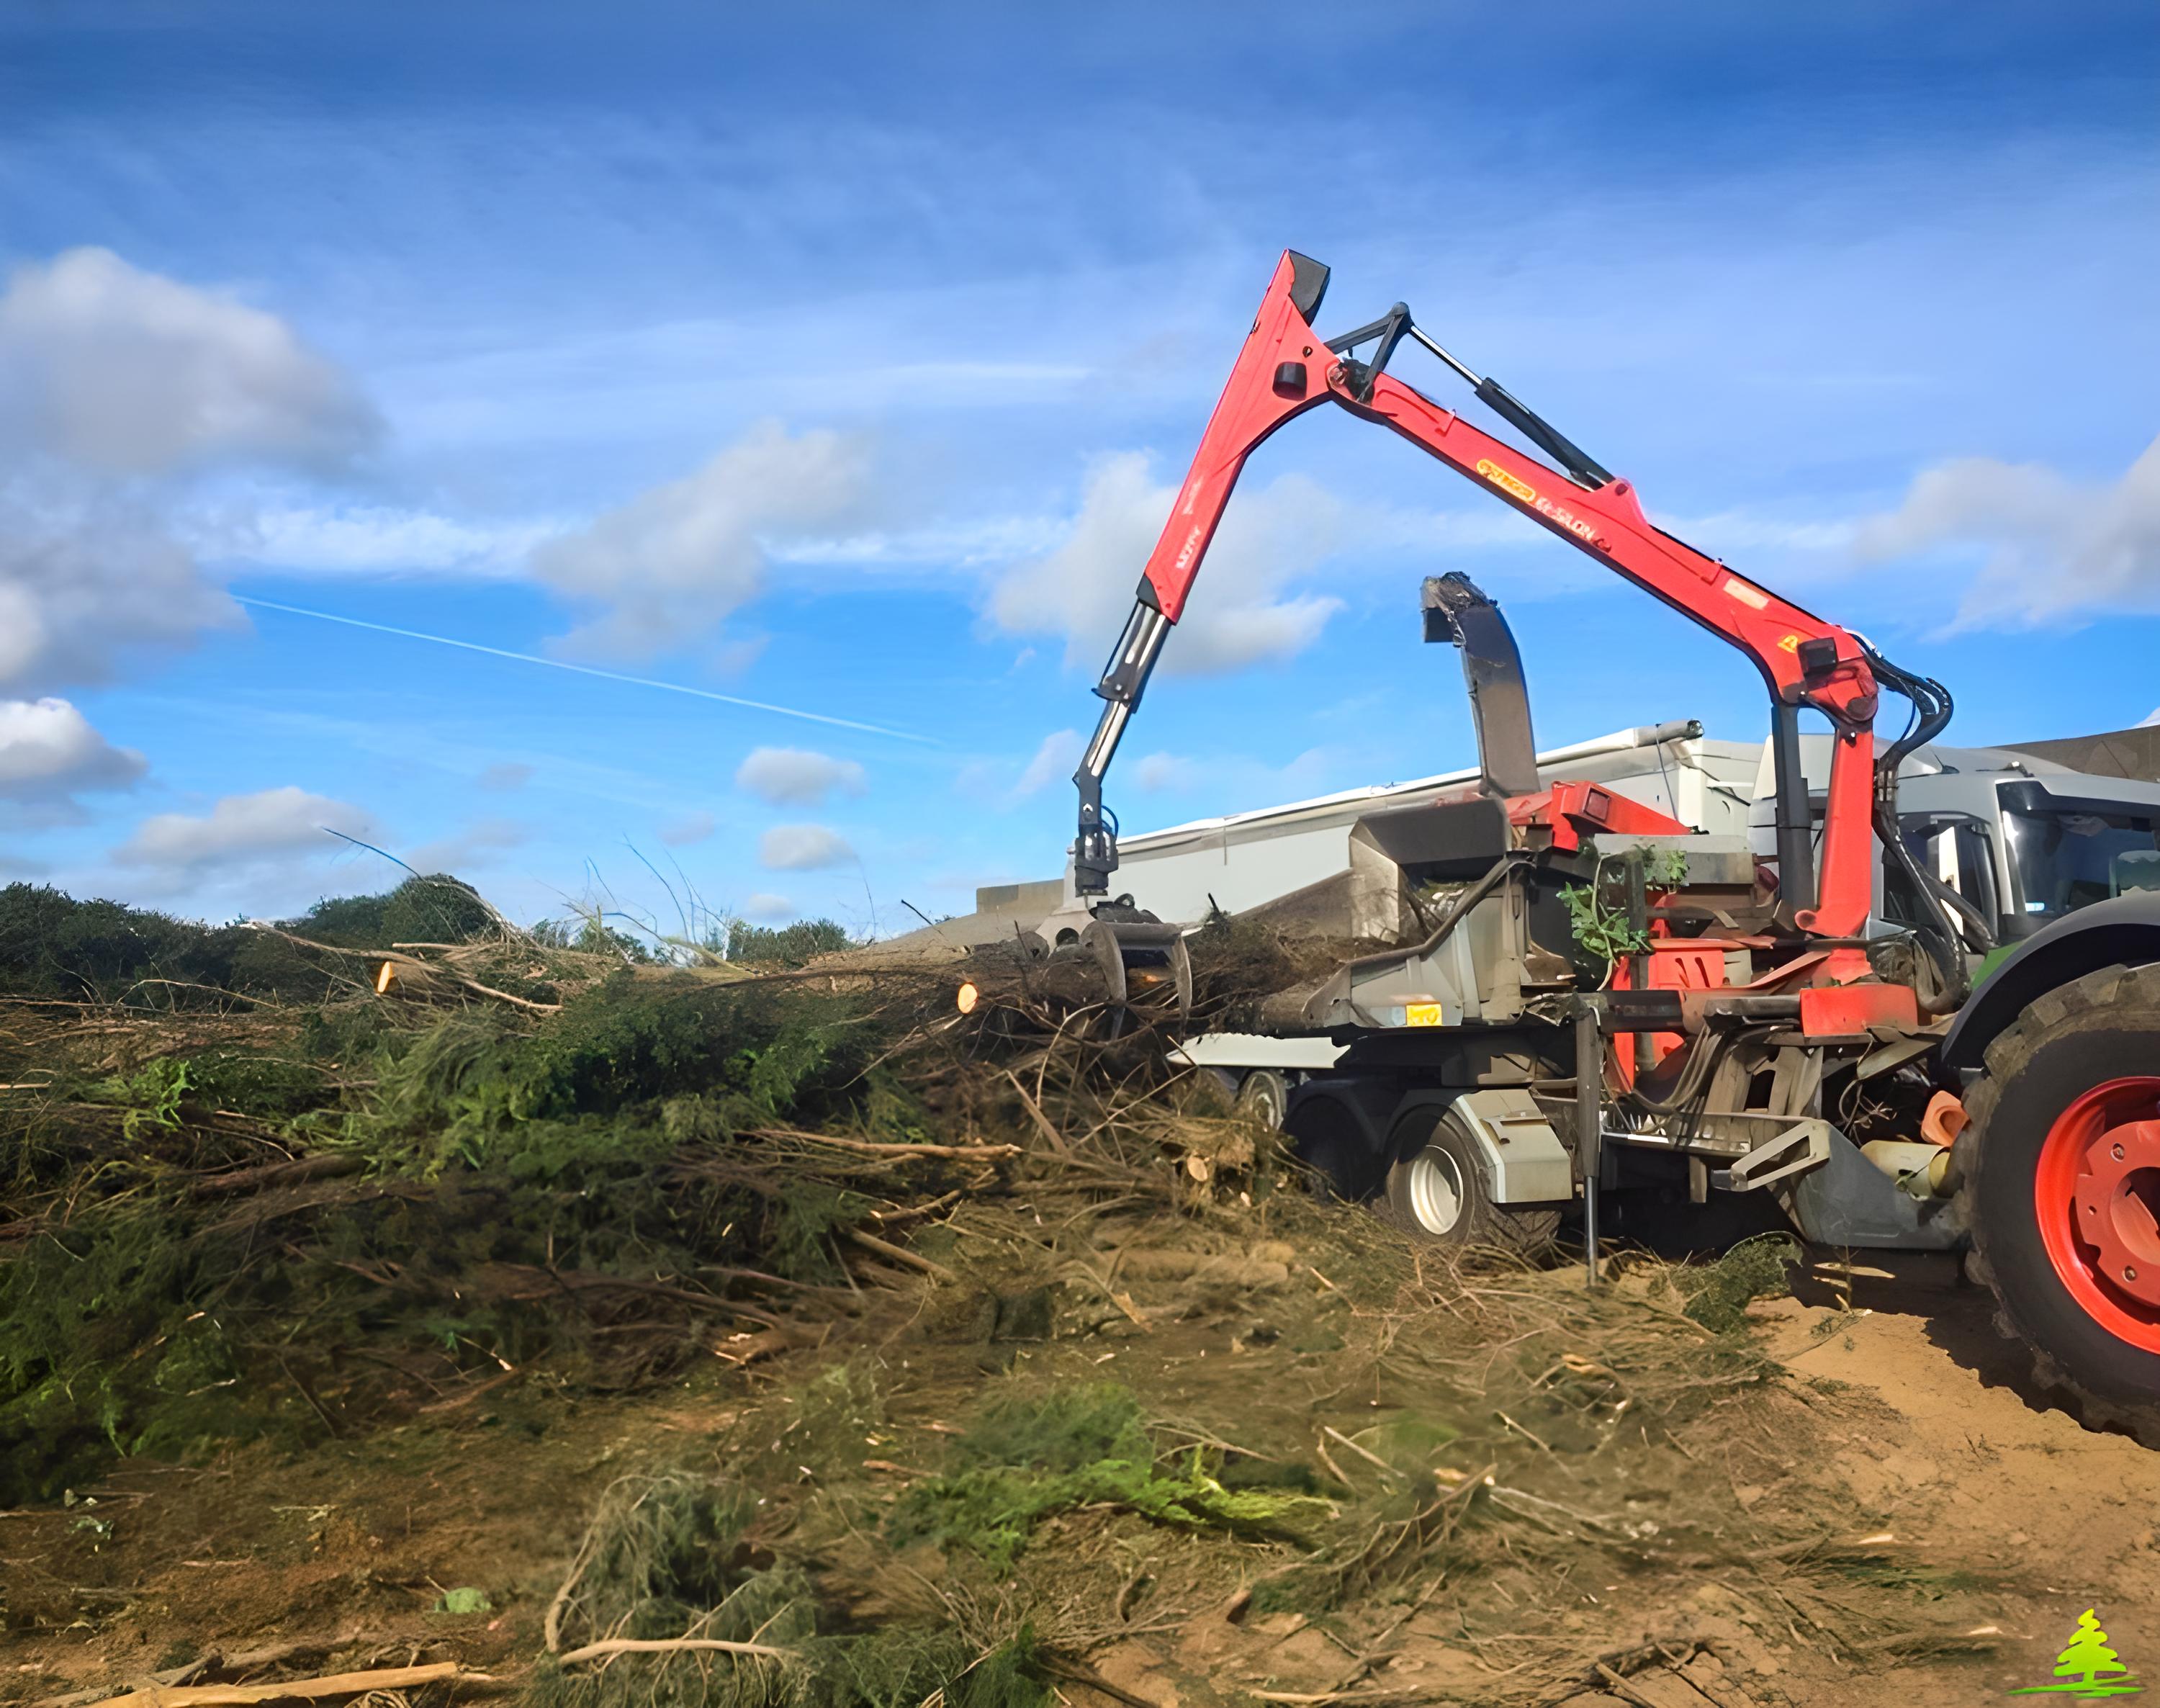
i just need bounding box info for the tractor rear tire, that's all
[1956,961,2160,1445]
[1381,1107,1561,1259]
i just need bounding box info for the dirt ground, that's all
[5,1240,2153,1708]
[1750,1258,2160,1707]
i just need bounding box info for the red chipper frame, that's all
[1073,251,1894,978]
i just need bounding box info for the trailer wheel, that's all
[1282,1092,1387,1202]
[1957,960,2160,1444]
[1382,1107,1560,1258]
[1234,1069,1290,1131]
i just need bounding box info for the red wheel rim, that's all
[2034,1076,2160,1354]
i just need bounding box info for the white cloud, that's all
[408,817,528,874]
[1856,435,2160,628]
[741,891,794,922]
[115,786,377,873]
[1014,729,1081,798]
[478,760,534,791]
[952,727,1083,810]
[1131,751,1199,792]
[734,745,868,806]
[660,809,716,847]
[985,452,1347,675]
[1125,745,1341,812]
[0,247,379,476]
[0,498,244,696]
[759,823,855,871]
[0,249,382,698]
[206,502,552,576]
[531,419,870,659]
[0,697,146,813]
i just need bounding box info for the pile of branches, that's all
[0,880,1328,1502]
[1,882,2010,1708]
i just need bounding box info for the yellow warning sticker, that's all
[1405,1002,1444,1028]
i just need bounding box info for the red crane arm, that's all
[1076,250,1881,943]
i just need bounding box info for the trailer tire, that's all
[1381,1107,1561,1259]
[1234,1069,1290,1131]
[1283,1092,1387,1203]
[1956,960,2160,1446]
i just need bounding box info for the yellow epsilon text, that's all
[1475,459,1538,505]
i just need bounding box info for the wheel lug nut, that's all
[2128,1266,2140,1282]
[2114,1143,2127,1160]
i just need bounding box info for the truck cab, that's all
[1884,752,2160,955]
[1743,740,2160,964]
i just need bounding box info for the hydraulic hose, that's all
[1862,644,1990,1014]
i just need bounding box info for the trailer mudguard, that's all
[1392,1087,1576,1203]
[1939,891,2160,1073]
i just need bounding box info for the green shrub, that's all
[723,917,854,967]
[293,875,500,948]
[0,876,497,1006]
[530,917,660,962]
[348,971,891,1177]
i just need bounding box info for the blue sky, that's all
[1,1,2155,935]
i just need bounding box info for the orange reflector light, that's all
[955,980,979,1015]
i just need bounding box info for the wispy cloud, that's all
[986,453,1349,675]
[759,823,855,871]
[734,746,868,807]
[660,809,716,847]
[0,247,379,476]
[1857,436,2160,629]
[199,501,559,577]
[531,419,872,660]
[114,785,377,874]
[952,727,1083,811]
[408,815,528,874]
[0,696,146,821]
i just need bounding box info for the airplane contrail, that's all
[232,596,931,744]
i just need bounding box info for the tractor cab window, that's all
[1999,783,2160,933]
[1886,813,1998,931]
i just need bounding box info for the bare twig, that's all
[1323,1426,1403,1480]
[844,1227,958,1283]
[746,1127,1019,1161]
[79,1663,485,1708]
[1002,1069,1071,1154]
[242,925,557,1012]
[557,1638,789,1665]
[190,1155,362,1199]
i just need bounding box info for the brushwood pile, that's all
[0,878,1993,1707]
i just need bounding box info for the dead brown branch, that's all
[78,1663,490,1708]
[555,1637,791,1664]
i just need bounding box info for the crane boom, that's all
[1073,250,1882,945]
